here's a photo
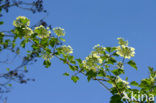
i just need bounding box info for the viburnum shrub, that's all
[0,16,155,103]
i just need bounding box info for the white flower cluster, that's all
[13,16,66,39]
[34,25,51,39]
[13,16,33,38]
[82,44,105,72]
[22,27,33,38]
[112,76,130,88]
[42,52,53,60]
[58,45,73,54]
[93,44,106,55]
[116,38,135,59]
[53,27,65,37]
[13,16,30,27]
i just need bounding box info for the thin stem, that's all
[97,80,111,92]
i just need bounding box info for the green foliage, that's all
[43,60,51,68]
[127,60,138,70]
[63,72,70,76]
[6,68,10,72]
[8,84,12,87]
[111,69,124,76]
[71,76,79,83]
[0,21,3,25]
[110,95,122,103]
[130,81,139,87]
[86,70,97,81]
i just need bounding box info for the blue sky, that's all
[1,0,156,103]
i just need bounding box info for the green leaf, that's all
[6,68,10,72]
[111,47,117,52]
[127,60,137,70]
[63,72,70,76]
[125,77,128,81]
[68,55,73,61]
[148,67,154,73]
[105,47,111,53]
[40,38,49,46]
[76,59,83,68]
[69,65,78,71]
[20,40,26,48]
[50,37,58,47]
[3,39,11,48]
[0,21,3,25]
[60,37,66,42]
[71,76,79,83]
[112,52,119,57]
[8,84,12,87]
[139,79,152,90]
[60,58,67,64]
[107,57,117,64]
[76,59,82,63]
[110,95,122,103]
[98,70,106,77]
[130,81,139,87]
[68,55,76,64]
[24,66,27,71]
[111,69,124,76]
[16,48,20,54]
[86,70,97,81]
[148,67,155,77]
[43,60,51,68]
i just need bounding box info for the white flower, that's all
[86,57,89,60]
[93,53,100,59]
[82,60,86,64]
[98,59,103,64]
